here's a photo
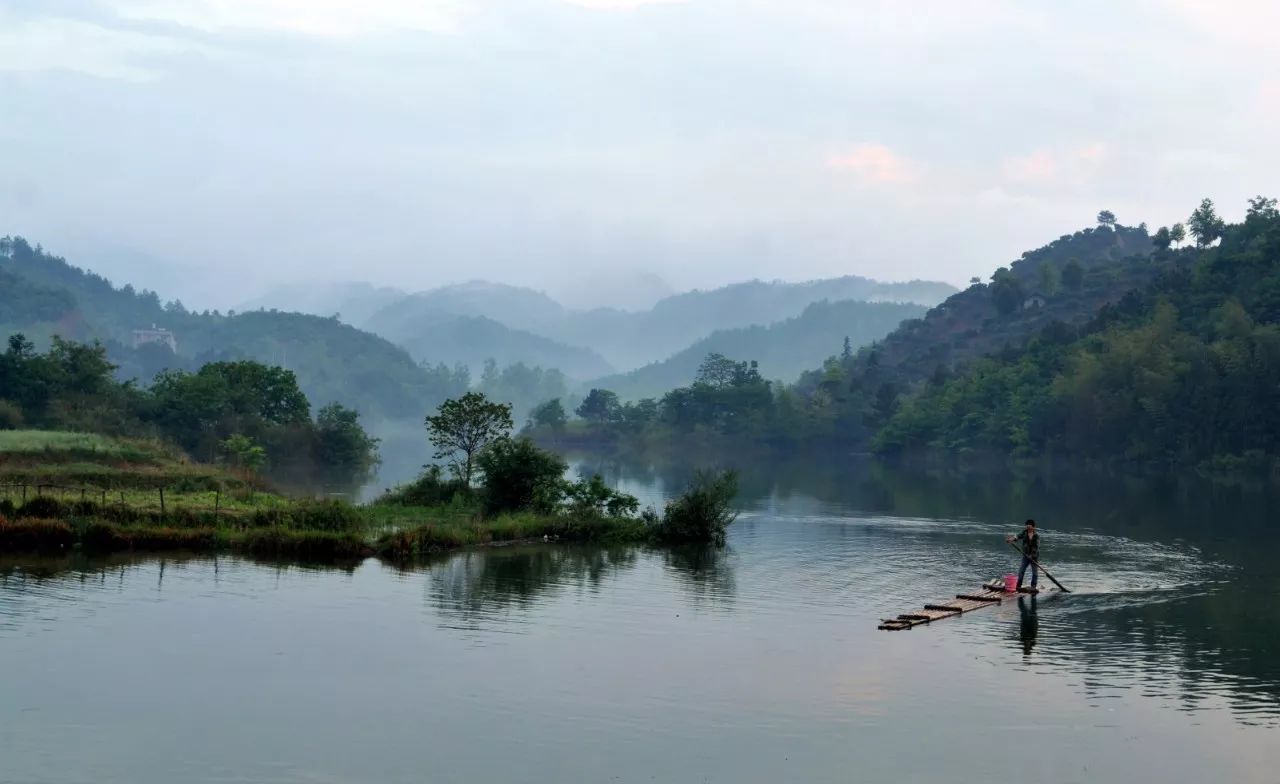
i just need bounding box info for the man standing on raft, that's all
[1006,519,1040,591]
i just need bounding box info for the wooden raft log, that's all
[878,585,1026,631]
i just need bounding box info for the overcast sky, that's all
[2,0,1277,309]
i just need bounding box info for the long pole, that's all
[1007,541,1071,593]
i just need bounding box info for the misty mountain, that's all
[589,299,928,401]
[363,281,568,334]
[388,312,614,380]
[0,238,469,421]
[352,274,956,373]
[235,282,408,327]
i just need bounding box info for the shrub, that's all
[378,466,470,507]
[652,471,739,546]
[290,500,365,532]
[0,400,24,430]
[238,529,368,560]
[17,496,68,519]
[0,517,74,551]
[476,437,567,515]
[564,474,640,519]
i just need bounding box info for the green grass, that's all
[0,430,173,464]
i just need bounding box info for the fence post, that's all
[214,490,221,519]
[159,487,166,515]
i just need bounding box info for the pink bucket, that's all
[1003,574,1018,593]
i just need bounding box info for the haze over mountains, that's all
[239,275,956,377]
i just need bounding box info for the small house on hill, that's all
[1022,292,1048,310]
[132,325,177,352]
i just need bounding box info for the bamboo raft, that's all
[878,581,1038,631]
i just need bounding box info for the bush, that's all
[565,474,640,519]
[378,466,470,507]
[476,437,568,515]
[653,471,739,546]
[0,517,74,551]
[290,500,365,532]
[0,400,24,430]
[238,529,368,560]
[17,496,68,519]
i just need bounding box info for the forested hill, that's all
[0,237,472,421]
[591,299,926,401]
[875,198,1280,467]
[778,220,1164,445]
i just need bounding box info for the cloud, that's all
[827,144,920,185]
[0,15,211,80]
[566,0,687,9]
[110,0,468,37]
[1001,143,1108,187]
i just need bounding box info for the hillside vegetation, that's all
[876,198,1280,469]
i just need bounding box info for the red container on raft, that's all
[1003,574,1018,592]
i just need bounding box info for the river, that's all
[2,458,1278,783]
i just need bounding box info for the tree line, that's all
[0,335,380,489]
[526,197,1280,471]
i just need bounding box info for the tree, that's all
[1152,226,1172,251]
[841,336,853,360]
[1246,195,1279,222]
[1097,210,1117,230]
[425,392,513,486]
[969,277,982,286]
[576,388,620,425]
[1037,264,1060,296]
[1170,223,1187,247]
[990,268,1026,315]
[221,434,267,473]
[315,403,380,483]
[1188,198,1225,248]
[475,437,567,515]
[529,398,567,432]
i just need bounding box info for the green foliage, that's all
[425,392,514,485]
[876,196,1280,467]
[0,400,24,430]
[476,437,568,515]
[651,471,739,546]
[0,334,379,487]
[1061,259,1085,291]
[528,398,567,432]
[990,268,1026,315]
[576,388,621,424]
[564,474,641,519]
[1097,210,1117,228]
[221,434,267,472]
[377,465,471,507]
[1188,198,1225,248]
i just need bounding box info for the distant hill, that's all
[235,282,407,327]
[340,273,956,375]
[538,276,956,370]
[387,313,614,380]
[591,299,926,400]
[0,237,469,421]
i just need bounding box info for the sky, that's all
[2,0,1278,310]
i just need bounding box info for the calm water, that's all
[3,460,1279,783]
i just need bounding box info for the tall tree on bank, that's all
[425,392,514,486]
[1097,210,1117,230]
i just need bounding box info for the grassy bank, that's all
[0,430,739,564]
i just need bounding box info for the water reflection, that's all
[1017,595,1038,657]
